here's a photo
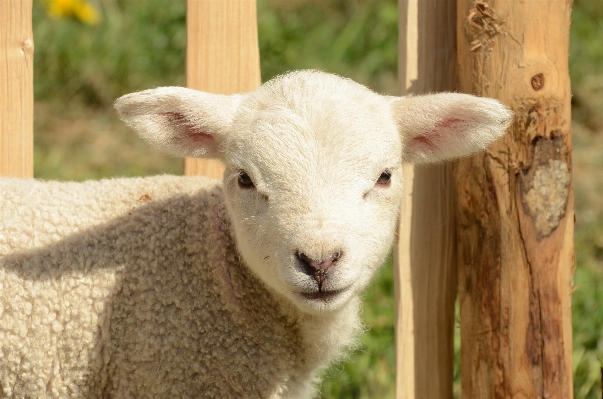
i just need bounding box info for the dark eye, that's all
[237,171,255,189]
[376,170,391,187]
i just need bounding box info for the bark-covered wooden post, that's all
[455,1,574,397]
[395,0,457,397]
[0,0,34,178]
[184,0,261,178]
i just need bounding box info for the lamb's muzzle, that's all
[296,250,341,290]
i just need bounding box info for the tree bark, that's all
[184,0,261,178]
[455,1,574,397]
[395,0,457,398]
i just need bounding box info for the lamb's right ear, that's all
[115,87,242,159]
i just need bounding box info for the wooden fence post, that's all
[395,0,457,398]
[184,0,261,178]
[455,1,574,397]
[0,0,34,178]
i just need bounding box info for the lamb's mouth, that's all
[298,288,347,302]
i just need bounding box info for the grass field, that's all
[31,0,602,397]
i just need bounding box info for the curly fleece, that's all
[0,175,324,398]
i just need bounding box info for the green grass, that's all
[30,0,603,397]
[572,120,603,398]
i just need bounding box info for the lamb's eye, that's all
[376,170,392,187]
[237,171,255,189]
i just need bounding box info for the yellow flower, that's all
[73,1,99,24]
[43,0,100,25]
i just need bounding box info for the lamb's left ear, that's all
[391,93,513,164]
[115,87,242,159]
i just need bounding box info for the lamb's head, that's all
[115,70,512,314]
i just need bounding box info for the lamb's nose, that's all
[296,251,342,290]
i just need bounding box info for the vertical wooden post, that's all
[456,1,574,397]
[184,0,261,178]
[0,0,34,178]
[395,0,457,398]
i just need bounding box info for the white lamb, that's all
[0,70,512,398]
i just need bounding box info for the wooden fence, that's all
[0,0,574,397]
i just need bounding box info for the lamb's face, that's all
[222,80,404,312]
[115,70,513,314]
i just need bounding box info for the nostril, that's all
[319,251,341,269]
[296,252,313,268]
[296,252,315,279]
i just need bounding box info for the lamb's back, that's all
[0,175,303,399]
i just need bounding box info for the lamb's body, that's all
[0,71,512,398]
[0,175,359,398]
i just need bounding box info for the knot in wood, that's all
[21,39,34,56]
[531,73,545,91]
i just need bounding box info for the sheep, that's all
[0,70,512,398]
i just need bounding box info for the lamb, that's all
[0,70,512,398]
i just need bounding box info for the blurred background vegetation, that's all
[32,0,602,397]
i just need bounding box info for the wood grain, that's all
[184,0,261,178]
[395,0,457,398]
[0,0,33,178]
[455,1,574,397]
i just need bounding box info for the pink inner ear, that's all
[412,117,463,148]
[186,130,213,144]
[409,117,465,157]
[161,111,214,144]
[412,134,437,150]
[436,117,462,130]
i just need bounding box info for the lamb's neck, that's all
[294,297,364,371]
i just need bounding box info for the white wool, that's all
[1,70,512,398]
